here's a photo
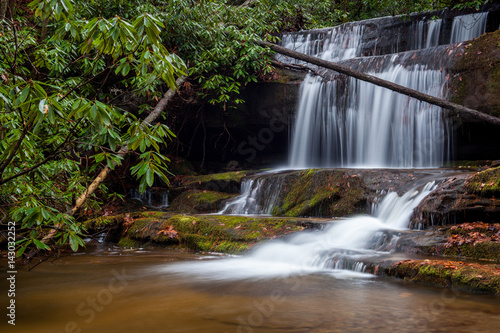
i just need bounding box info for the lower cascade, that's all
[218,177,282,215]
[165,182,436,280]
[130,189,169,209]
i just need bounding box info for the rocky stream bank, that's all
[85,163,500,295]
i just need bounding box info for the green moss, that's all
[139,211,166,219]
[279,170,365,217]
[443,242,500,262]
[419,265,438,276]
[451,30,500,118]
[118,237,141,248]
[215,241,243,253]
[182,171,251,188]
[387,260,500,295]
[82,214,125,232]
[169,190,237,213]
[465,166,500,197]
[115,212,307,254]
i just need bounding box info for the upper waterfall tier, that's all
[280,11,492,169]
[277,10,491,64]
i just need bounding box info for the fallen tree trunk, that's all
[39,76,186,244]
[256,40,500,127]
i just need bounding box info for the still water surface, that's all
[3,246,500,333]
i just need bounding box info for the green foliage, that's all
[0,0,185,255]
[2,0,490,257]
[159,0,279,109]
[450,0,490,10]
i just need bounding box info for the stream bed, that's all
[3,246,500,333]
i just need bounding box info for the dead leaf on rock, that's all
[158,225,178,238]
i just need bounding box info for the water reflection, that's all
[3,249,499,333]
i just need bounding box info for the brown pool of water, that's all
[2,246,500,333]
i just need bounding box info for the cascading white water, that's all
[130,189,169,208]
[163,182,436,280]
[278,23,364,64]
[218,177,284,215]
[283,13,491,168]
[450,12,488,43]
[409,19,443,50]
[426,19,442,48]
[289,65,449,168]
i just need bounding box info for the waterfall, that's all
[282,13,492,168]
[164,182,437,280]
[426,19,442,48]
[409,19,443,50]
[219,176,284,215]
[289,64,449,168]
[277,23,364,64]
[130,189,169,208]
[450,12,488,43]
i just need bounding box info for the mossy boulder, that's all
[412,170,500,228]
[465,166,500,197]
[176,170,256,193]
[386,259,500,295]
[396,222,500,262]
[272,169,366,217]
[117,212,312,254]
[451,30,500,119]
[83,213,128,232]
[169,190,237,213]
[438,222,500,262]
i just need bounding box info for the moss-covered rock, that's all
[178,171,256,193]
[241,168,431,218]
[451,30,500,118]
[465,166,500,197]
[169,190,237,213]
[386,259,500,295]
[274,169,366,217]
[168,156,198,176]
[116,212,312,254]
[411,171,500,228]
[395,222,500,262]
[439,222,500,262]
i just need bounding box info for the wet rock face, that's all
[450,30,500,161]
[174,70,303,171]
[167,166,500,226]
[412,167,500,228]
[168,168,469,218]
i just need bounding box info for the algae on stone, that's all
[116,212,309,254]
[169,190,237,213]
[465,166,500,197]
[272,169,366,217]
[451,30,500,118]
[386,259,500,295]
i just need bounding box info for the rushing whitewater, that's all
[289,67,448,168]
[284,12,489,169]
[450,12,488,43]
[286,23,450,168]
[130,189,169,208]
[165,182,436,280]
[219,178,283,215]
